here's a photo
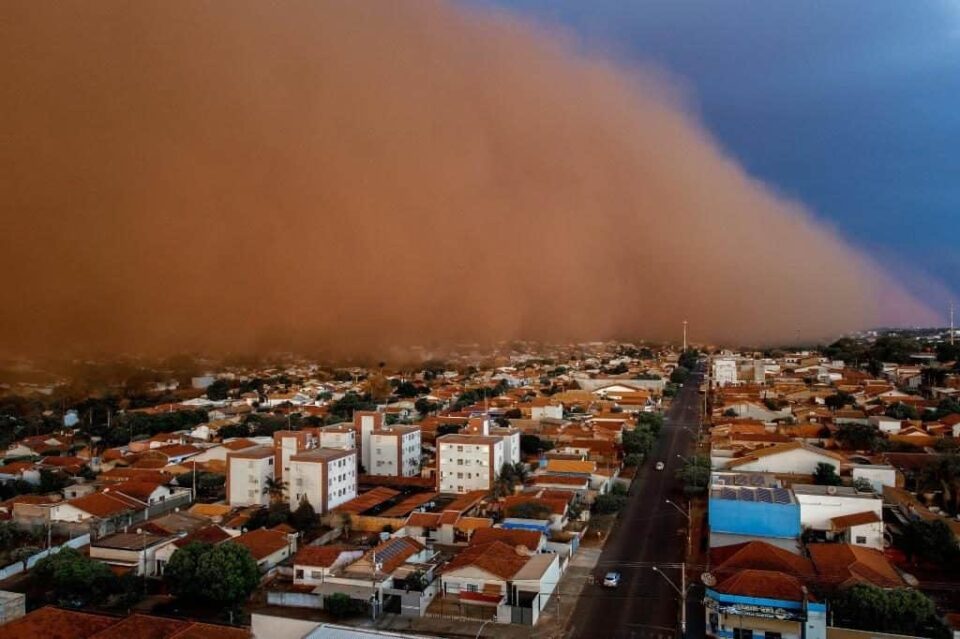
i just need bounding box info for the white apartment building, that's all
[437,434,504,494]
[353,411,383,473]
[288,448,357,514]
[226,446,275,507]
[712,357,738,387]
[319,424,356,450]
[368,425,421,477]
[273,430,311,483]
[489,426,521,467]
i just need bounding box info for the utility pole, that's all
[682,320,688,352]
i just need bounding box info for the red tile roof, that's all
[710,541,814,578]
[108,481,164,502]
[335,487,400,514]
[68,492,140,518]
[443,541,530,580]
[0,607,120,639]
[715,569,806,602]
[231,527,290,561]
[293,544,353,568]
[829,510,881,531]
[174,525,231,548]
[168,624,251,639]
[469,527,542,551]
[88,615,189,639]
[808,543,904,589]
[405,512,442,528]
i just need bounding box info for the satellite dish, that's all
[701,572,716,586]
[774,608,788,620]
[826,486,837,495]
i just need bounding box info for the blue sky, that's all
[478,0,960,319]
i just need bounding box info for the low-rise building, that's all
[369,425,421,478]
[288,448,357,514]
[226,446,275,507]
[437,434,504,494]
[793,484,883,549]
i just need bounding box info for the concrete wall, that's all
[709,499,800,539]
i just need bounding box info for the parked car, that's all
[655,461,665,471]
[603,571,622,588]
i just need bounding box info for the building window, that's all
[466,584,479,592]
[764,633,781,639]
[733,629,752,639]
[855,536,867,545]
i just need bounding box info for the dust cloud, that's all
[0,0,937,357]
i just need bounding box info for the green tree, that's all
[520,434,553,455]
[637,412,664,434]
[623,428,655,457]
[670,366,690,385]
[196,543,261,608]
[593,493,627,514]
[263,476,287,505]
[32,547,117,606]
[831,584,944,637]
[395,381,420,398]
[623,453,643,467]
[414,397,438,415]
[676,455,711,495]
[165,542,259,609]
[835,423,882,451]
[291,498,319,532]
[205,379,231,401]
[813,462,841,486]
[901,518,960,565]
[164,541,211,600]
[325,592,359,618]
[886,402,919,420]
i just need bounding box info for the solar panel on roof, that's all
[773,488,792,504]
[750,475,765,486]
[721,487,737,500]
[740,490,756,502]
[757,488,772,503]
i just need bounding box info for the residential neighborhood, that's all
[0,330,956,638]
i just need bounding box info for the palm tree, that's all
[512,461,530,486]
[263,476,287,505]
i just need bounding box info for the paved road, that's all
[567,368,705,639]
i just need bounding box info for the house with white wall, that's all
[724,442,845,475]
[793,484,884,549]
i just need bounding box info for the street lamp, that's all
[652,566,688,638]
[664,499,690,521]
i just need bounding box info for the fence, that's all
[0,534,91,581]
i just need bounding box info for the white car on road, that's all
[602,571,622,588]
